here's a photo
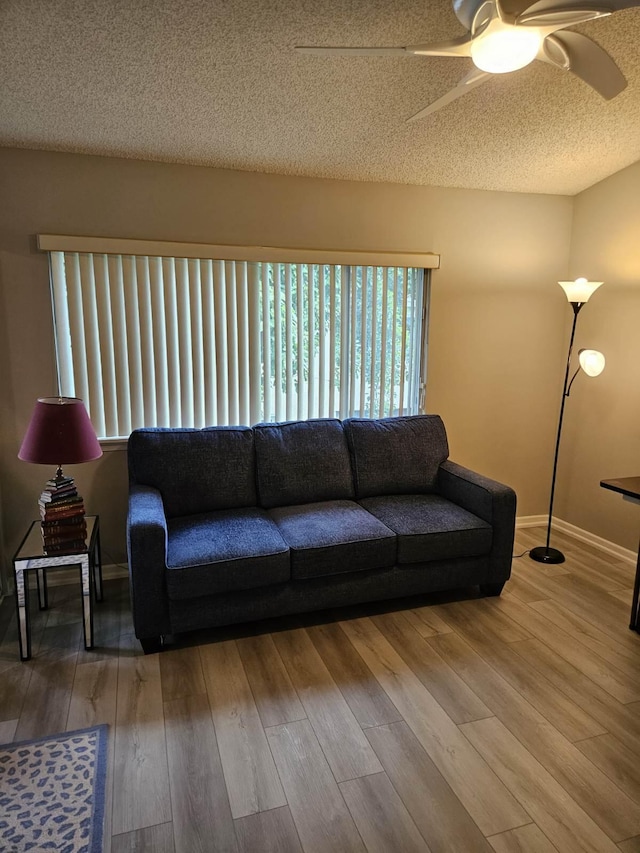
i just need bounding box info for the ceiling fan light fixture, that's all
[297,0,632,119]
[471,26,541,73]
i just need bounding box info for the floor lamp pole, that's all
[530,302,582,564]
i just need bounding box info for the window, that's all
[42,236,437,440]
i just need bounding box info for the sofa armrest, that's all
[437,460,517,579]
[127,484,171,639]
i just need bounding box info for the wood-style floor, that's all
[1,526,640,853]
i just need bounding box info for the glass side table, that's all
[13,515,103,660]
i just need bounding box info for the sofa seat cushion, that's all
[268,500,396,580]
[359,494,492,564]
[165,509,290,599]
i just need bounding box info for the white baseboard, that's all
[551,517,637,566]
[516,515,547,528]
[4,520,635,597]
[16,563,128,592]
[48,563,129,588]
[516,515,636,567]
[105,563,129,579]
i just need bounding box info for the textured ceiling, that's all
[1,0,640,194]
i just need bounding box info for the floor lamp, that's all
[530,278,605,565]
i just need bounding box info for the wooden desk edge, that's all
[600,478,640,501]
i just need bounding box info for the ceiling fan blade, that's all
[407,69,492,121]
[452,0,487,29]
[452,0,504,32]
[452,0,544,27]
[516,0,639,20]
[541,30,627,98]
[296,36,472,59]
[295,46,409,56]
[407,36,473,56]
[517,5,612,26]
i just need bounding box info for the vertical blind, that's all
[49,251,429,439]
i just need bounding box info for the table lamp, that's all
[18,397,102,549]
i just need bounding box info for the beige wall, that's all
[559,161,640,551]
[0,147,573,573]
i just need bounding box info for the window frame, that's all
[40,235,439,447]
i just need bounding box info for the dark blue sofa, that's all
[127,415,516,652]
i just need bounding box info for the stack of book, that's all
[39,475,87,554]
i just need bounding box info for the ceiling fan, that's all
[295,0,638,120]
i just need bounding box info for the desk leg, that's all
[14,562,31,661]
[80,556,94,650]
[630,543,640,632]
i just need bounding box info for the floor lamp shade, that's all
[18,397,102,466]
[558,278,603,304]
[578,348,605,377]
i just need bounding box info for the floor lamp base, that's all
[529,546,566,565]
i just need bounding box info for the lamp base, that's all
[529,546,565,565]
[39,471,87,554]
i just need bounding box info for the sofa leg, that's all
[480,582,505,597]
[140,636,164,654]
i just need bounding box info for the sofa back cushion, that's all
[254,419,355,509]
[344,415,449,498]
[128,427,256,518]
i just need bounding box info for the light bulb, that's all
[558,278,604,303]
[578,349,605,377]
[471,26,541,73]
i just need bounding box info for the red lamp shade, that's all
[18,397,103,465]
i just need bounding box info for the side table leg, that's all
[36,568,49,610]
[630,545,640,632]
[14,562,31,661]
[93,526,104,603]
[80,556,94,650]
